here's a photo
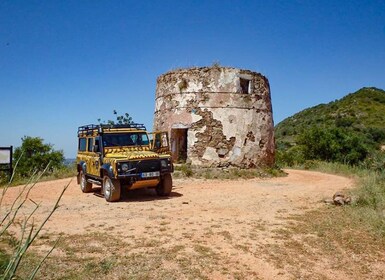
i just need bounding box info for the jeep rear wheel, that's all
[156,174,173,196]
[80,170,92,193]
[103,176,121,202]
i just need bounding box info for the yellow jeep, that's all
[76,124,173,202]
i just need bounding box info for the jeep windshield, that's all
[102,133,150,147]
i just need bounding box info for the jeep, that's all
[76,123,173,202]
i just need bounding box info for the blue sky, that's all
[1,0,384,158]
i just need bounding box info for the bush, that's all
[297,127,370,165]
[13,136,64,179]
[365,127,385,143]
[175,164,193,177]
[276,145,305,167]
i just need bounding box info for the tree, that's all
[13,136,64,178]
[297,126,369,165]
[97,110,133,125]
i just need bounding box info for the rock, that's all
[333,196,345,206]
[332,192,352,206]
[344,196,352,205]
[333,192,345,200]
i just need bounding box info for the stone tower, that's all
[153,66,275,168]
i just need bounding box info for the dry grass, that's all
[16,234,224,279]
[264,207,385,279]
[11,204,385,279]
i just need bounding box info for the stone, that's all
[333,192,345,200]
[344,196,352,205]
[333,196,345,206]
[332,191,352,206]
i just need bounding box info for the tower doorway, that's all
[171,128,188,163]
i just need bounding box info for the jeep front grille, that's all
[119,159,160,175]
[136,159,161,173]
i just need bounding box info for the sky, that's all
[1,0,384,158]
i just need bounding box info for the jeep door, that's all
[149,131,170,153]
[86,137,100,177]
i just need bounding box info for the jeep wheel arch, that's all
[100,164,114,179]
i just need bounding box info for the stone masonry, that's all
[153,66,275,168]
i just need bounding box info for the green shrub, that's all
[297,126,369,165]
[303,160,319,170]
[276,145,305,167]
[178,164,193,177]
[13,136,64,179]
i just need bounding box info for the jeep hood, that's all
[104,149,159,160]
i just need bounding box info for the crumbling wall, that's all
[153,66,275,168]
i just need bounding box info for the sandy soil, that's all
[2,169,357,279]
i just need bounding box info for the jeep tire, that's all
[80,170,92,193]
[103,176,121,202]
[156,173,173,196]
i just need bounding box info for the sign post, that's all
[0,146,13,182]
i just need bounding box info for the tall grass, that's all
[285,160,385,237]
[0,162,69,279]
[352,171,385,236]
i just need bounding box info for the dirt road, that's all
[3,169,362,279]
[4,169,352,235]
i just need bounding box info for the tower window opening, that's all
[240,78,251,94]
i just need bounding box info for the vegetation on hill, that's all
[275,87,385,237]
[275,87,385,166]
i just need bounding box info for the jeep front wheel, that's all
[103,176,121,202]
[156,174,173,196]
[80,170,92,193]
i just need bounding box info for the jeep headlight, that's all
[121,163,129,172]
[160,159,168,168]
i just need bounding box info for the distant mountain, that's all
[275,87,385,148]
[64,158,76,166]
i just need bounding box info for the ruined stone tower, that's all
[153,66,275,168]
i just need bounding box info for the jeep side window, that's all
[79,138,87,151]
[161,133,168,147]
[154,134,161,149]
[87,138,94,152]
[94,138,100,152]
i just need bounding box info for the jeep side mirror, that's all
[93,145,99,153]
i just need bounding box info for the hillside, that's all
[275,87,385,147]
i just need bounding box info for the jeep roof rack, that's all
[78,123,147,136]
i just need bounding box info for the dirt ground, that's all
[3,169,384,279]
